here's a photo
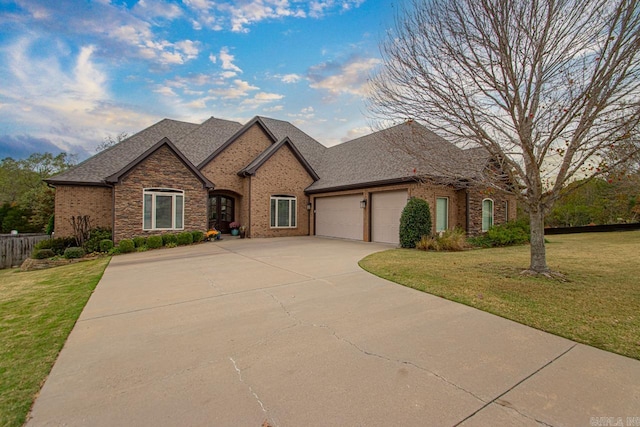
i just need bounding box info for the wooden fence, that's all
[0,234,50,269]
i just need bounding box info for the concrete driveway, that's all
[27,237,639,426]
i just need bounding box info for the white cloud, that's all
[341,126,370,142]
[0,37,157,154]
[263,105,284,112]
[280,73,302,83]
[241,92,285,106]
[308,57,381,96]
[209,79,258,99]
[287,106,315,120]
[154,86,178,97]
[132,0,183,20]
[175,40,200,60]
[184,0,361,32]
[218,47,242,73]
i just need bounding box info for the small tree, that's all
[400,198,432,248]
[69,215,91,248]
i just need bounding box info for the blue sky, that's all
[0,0,397,160]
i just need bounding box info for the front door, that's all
[208,194,234,233]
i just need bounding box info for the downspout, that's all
[111,183,116,243]
[465,190,470,235]
[248,176,252,238]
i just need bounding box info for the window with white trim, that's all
[143,188,184,230]
[504,200,509,222]
[270,195,297,228]
[436,197,449,232]
[482,198,494,232]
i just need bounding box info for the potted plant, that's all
[229,221,241,236]
[239,225,246,239]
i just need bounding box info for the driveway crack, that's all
[229,357,278,426]
[264,291,486,405]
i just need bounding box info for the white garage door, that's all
[371,190,408,244]
[315,195,363,240]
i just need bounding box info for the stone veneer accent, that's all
[249,144,314,237]
[467,189,517,236]
[53,185,113,238]
[113,145,208,243]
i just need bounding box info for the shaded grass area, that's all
[360,231,640,360]
[0,258,110,427]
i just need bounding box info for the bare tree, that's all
[69,215,91,248]
[95,132,129,153]
[369,0,640,274]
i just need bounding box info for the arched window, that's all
[482,198,494,232]
[143,188,184,230]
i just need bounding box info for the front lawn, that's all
[0,258,110,427]
[359,231,640,360]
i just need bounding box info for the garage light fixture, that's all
[306,202,312,210]
[360,199,367,209]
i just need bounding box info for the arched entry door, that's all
[208,194,235,233]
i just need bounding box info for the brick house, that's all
[46,116,516,244]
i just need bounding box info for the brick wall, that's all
[53,185,113,238]
[250,144,314,237]
[200,124,274,229]
[200,125,272,195]
[410,183,465,231]
[113,145,208,242]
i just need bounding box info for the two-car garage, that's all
[314,190,408,245]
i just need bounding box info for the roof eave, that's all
[197,116,278,169]
[105,137,214,189]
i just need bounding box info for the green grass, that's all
[0,258,110,427]
[360,231,640,360]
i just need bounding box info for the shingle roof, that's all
[306,121,468,193]
[47,119,199,185]
[257,116,327,171]
[47,116,479,193]
[174,117,242,166]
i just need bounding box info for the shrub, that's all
[191,230,204,243]
[165,242,177,248]
[147,235,163,249]
[32,248,55,259]
[137,246,148,252]
[399,198,432,248]
[34,236,76,256]
[99,239,114,252]
[417,228,469,251]
[107,247,120,255]
[133,236,146,248]
[118,239,135,253]
[162,233,177,245]
[416,235,441,251]
[438,228,469,251]
[64,247,85,259]
[176,231,193,246]
[84,228,113,253]
[469,220,531,248]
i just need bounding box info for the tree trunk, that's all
[529,208,548,273]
